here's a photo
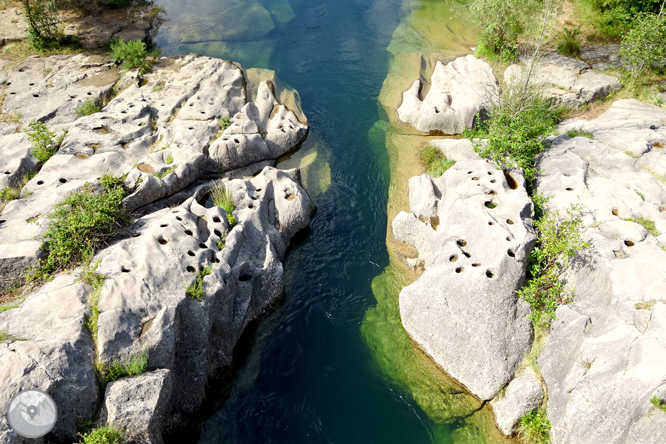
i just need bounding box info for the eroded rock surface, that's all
[490,370,544,435]
[504,53,621,108]
[536,99,666,444]
[397,55,499,135]
[0,53,312,442]
[393,158,535,400]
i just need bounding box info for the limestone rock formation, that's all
[535,100,666,444]
[490,370,544,435]
[397,55,499,135]
[0,53,312,442]
[393,158,535,400]
[504,53,621,108]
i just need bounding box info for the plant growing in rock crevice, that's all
[29,174,129,281]
[98,351,148,383]
[109,39,159,75]
[418,144,455,178]
[78,425,127,444]
[186,265,212,299]
[518,407,551,444]
[76,99,101,117]
[211,185,236,227]
[518,203,589,330]
[651,395,666,412]
[24,120,66,164]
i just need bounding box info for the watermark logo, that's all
[7,390,57,439]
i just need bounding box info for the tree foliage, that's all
[620,11,666,78]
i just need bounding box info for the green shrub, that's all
[218,116,231,130]
[470,0,524,60]
[21,0,61,50]
[0,186,20,202]
[518,408,551,444]
[211,186,236,227]
[76,99,101,118]
[78,425,127,444]
[154,164,178,179]
[620,12,666,79]
[109,39,158,74]
[25,120,64,163]
[30,176,128,280]
[100,351,148,383]
[418,145,455,178]
[467,83,562,181]
[185,265,212,299]
[566,128,594,139]
[518,204,589,329]
[556,25,582,57]
[578,0,663,38]
[651,396,666,412]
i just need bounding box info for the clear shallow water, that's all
[153,0,494,442]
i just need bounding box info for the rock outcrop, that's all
[504,53,622,108]
[392,157,535,400]
[535,99,666,444]
[490,370,544,435]
[0,53,312,442]
[397,55,499,135]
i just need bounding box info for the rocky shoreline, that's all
[0,52,313,443]
[390,52,666,443]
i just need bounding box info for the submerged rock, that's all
[536,100,666,444]
[0,54,312,442]
[397,55,499,135]
[393,158,535,401]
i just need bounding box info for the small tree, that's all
[620,8,666,79]
[21,0,61,49]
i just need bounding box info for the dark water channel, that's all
[153,0,483,442]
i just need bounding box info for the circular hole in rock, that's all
[463,251,471,258]
[467,171,473,174]
[507,219,514,225]
[188,127,194,131]
[158,236,168,245]
[214,229,222,237]
[121,266,130,273]
[160,224,168,228]
[212,257,220,264]
[455,267,464,273]
[58,178,67,184]
[472,177,480,181]
[256,188,262,192]
[184,229,193,236]
[32,94,39,98]
[472,263,481,267]
[490,179,496,183]
[566,187,574,191]
[186,266,195,273]
[612,209,618,216]
[29,83,34,86]
[234,138,240,143]
[487,171,492,175]
[485,201,497,209]
[625,240,635,247]
[456,239,467,247]
[488,221,494,225]
[199,243,207,249]
[75,153,89,160]
[213,216,221,223]
[37,180,44,185]
[4,171,10,174]
[508,249,515,258]
[239,273,252,282]
[187,250,195,257]
[137,163,155,174]
[486,270,495,278]
[9,92,15,95]
[176,216,182,221]
[248,203,254,209]
[488,191,496,196]
[449,255,458,262]
[0,220,5,224]
[506,236,511,241]
[87,92,92,96]
[503,171,518,190]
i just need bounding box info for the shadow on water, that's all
[151,0,514,442]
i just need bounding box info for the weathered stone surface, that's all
[490,370,544,435]
[505,53,621,108]
[536,99,666,444]
[428,138,483,162]
[393,159,535,400]
[0,133,39,193]
[0,275,98,442]
[0,8,27,46]
[398,55,499,134]
[101,370,172,444]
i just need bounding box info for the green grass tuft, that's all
[76,99,101,118]
[78,424,127,444]
[566,128,594,139]
[518,408,551,444]
[211,186,236,227]
[99,351,148,384]
[218,116,231,130]
[418,144,455,178]
[623,217,660,236]
[186,265,212,300]
[154,165,178,179]
[651,396,666,412]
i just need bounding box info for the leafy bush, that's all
[0,186,20,202]
[467,82,562,181]
[185,265,212,299]
[578,0,663,38]
[109,39,158,74]
[211,186,236,227]
[76,99,101,117]
[651,396,666,412]
[518,408,551,444]
[620,12,666,79]
[556,25,581,57]
[218,116,231,130]
[518,204,589,329]
[78,425,127,444]
[418,144,455,178]
[30,176,128,279]
[25,120,64,163]
[21,0,61,50]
